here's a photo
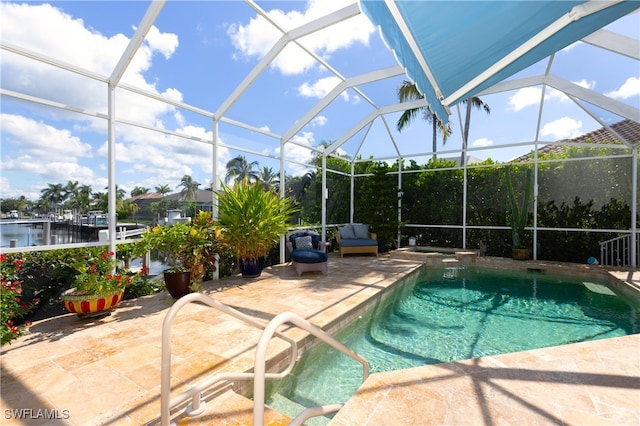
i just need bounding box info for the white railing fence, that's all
[160,292,369,426]
[600,234,640,267]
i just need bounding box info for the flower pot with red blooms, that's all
[61,250,139,318]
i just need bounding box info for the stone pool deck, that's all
[1,254,639,425]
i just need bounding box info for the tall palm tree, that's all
[258,166,280,192]
[177,175,200,202]
[72,184,93,213]
[396,80,450,159]
[224,155,259,184]
[64,180,79,203]
[291,171,316,202]
[103,185,126,201]
[40,183,66,216]
[460,97,491,165]
[155,184,171,195]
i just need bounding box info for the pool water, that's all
[265,266,640,423]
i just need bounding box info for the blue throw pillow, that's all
[352,224,370,239]
[339,225,356,239]
[310,233,321,249]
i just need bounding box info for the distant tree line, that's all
[2,146,635,264]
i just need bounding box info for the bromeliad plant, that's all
[1,254,39,345]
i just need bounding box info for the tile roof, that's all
[512,119,640,163]
[129,193,164,202]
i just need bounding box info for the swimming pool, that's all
[266,266,640,423]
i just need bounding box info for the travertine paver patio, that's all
[1,254,639,425]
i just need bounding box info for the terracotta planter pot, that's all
[512,248,529,260]
[163,270,192,299]
[62,288,124,316]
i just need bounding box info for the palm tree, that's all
[177,175,200,202]
[258,166,280,192]
[128,202,140,223]
[64,180,79,198]
[103,185,126,201]
[224,155,259,184]
[131,186,149,197]
[460,97,491,165]
[72,184,93,213]
[396,80,450,159]
[40,183,66,216]
[155,184,171,195]
[290,171,316,202]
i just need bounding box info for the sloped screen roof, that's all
[359,0,639,124]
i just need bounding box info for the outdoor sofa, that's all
[336,224,378,257]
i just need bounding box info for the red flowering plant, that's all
[71,251,133,296]
[1,254,39,345]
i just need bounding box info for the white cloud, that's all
[228,0,374,75]
[472,137,493,148]
[508,79,596,110]
[605,76,640,99]
[540,117,583,140]
[276,132,317,175]
[310,116,328,126]
[0,3,224,196]
[573,79,596,90]
[0,2,182,129]
[144,25,179,60]
[508,87,542,111]
[1,114,92,162]
[298,76,349,101]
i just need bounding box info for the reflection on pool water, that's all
[266,266,640,424]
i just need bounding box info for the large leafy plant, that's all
[141,221,192,272]
[216,180,298,261]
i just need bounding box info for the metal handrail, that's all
[160,293,369,426]
[160,293,298,426]
[253,311,369,426]
[600,234,635,266]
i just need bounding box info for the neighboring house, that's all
[512,119,640,163]
[128,193,164,221]
[128,190,216,221]
[163,189,215,213]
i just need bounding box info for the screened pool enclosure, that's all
[1,1,638,266]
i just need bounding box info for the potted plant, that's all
[140,212,221,298]
[180,211,223,287]
[61,249,138,317]
[505,166,534,260]
[216,179,298,278]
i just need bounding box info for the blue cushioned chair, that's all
[286,231,328,276]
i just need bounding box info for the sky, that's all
[1,1,638,202]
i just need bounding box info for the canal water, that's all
[0,221,95,247]
[1,221,169,276]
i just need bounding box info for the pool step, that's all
[170,389,291,425]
